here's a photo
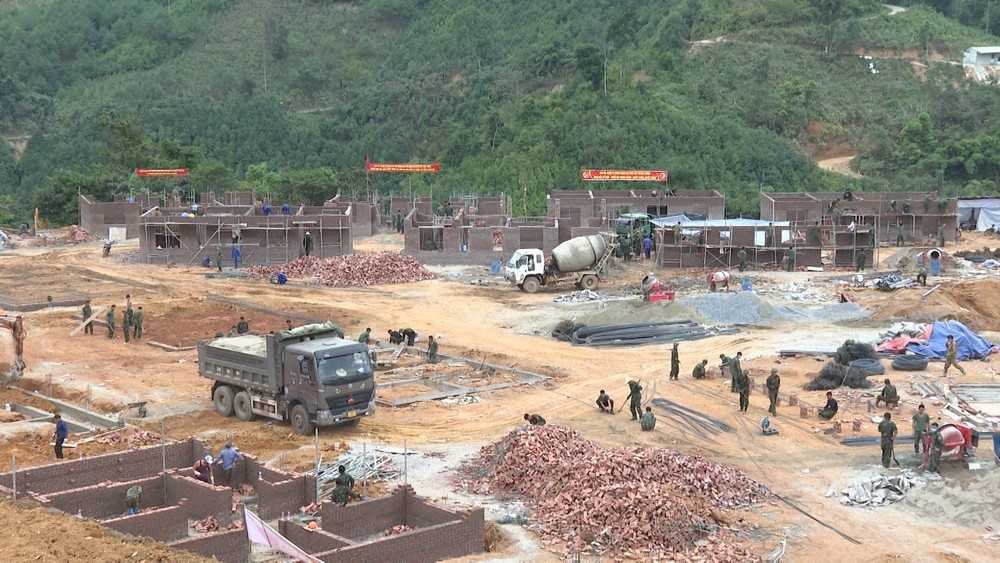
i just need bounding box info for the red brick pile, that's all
[247,252,435,287]
[467,425,768,560]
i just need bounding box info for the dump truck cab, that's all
[282,339,375,427]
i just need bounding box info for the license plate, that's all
[346,410,357,418]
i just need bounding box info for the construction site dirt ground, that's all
[0,232,999,561]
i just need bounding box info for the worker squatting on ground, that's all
[52,413,67,459]
[625,381,643,420]
[106,305,117,338]
[766,369,780,416]
[388,330,403,344]
[216,442,242,487]
[427,335,438,363]
[524,413,546,425]
[81,300,93,335]
[358,328,371,344]
[236,317,250,334]
[912,404,930,455]
[878,412,898,468]
[669,343,679,381]
[875,379,899,408]
[916,263,928,286]
[944,335,966,376]
[596,390,614,413]
[692,359,708,379]
[332,465,355,506]
[819,391,839,420]
[640,407,656,431]
[735,368,750,413]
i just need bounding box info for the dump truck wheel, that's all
[580,275,598,290]
[233,391,255,422]
[522,277,540,293]
[290,404,314,435]
[213,386,235,417]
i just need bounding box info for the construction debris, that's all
[247,252,435,287]
[873,273,915,291]
[94,429,161,449]
[838,470,937,507]
[313,451,399,500]
[385,524,412,536]
[466,425,767,560]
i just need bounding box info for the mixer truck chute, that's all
[504,233,618,293]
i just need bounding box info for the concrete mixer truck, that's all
[504,233,619,293]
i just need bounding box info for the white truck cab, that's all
[504,249,545,286]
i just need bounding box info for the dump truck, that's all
[198,322,375,435]
[505,233,618,293]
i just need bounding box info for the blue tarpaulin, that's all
[906,320,996,360]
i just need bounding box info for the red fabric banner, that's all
[135,168,189,177]
[365,159,441,173]
[581,169,668,182]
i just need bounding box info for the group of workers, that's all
[80,295,144,342]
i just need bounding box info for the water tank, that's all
[551,235,607,273]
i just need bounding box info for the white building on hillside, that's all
[963,47,1000,83]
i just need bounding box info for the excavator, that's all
[0,312,26,384]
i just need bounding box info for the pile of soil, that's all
[869,279,1000,331]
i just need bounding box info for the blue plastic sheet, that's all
[906,320,996,360]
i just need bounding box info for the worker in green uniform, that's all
[625,380,643,421]
[125,485,143,515]
[132,306,143,340]
[878,412,897,468]
[937,223,946,247]
[927,422,944,473]
[669,343,679,381]
[719,354,732,390]
[216,246,223,272]
[895,220,905,247]
[123,303,133,343]
[692,359,708,379]
[523,413,546,425]
[736,368,750,413]
[855,250,866,272]
[596,390,614,413]
[737,247,748,272]
[818,391,838,419]
[729,352,743,394]
[673,222,682,245]
[640,406,656,431]
[766,368,780,416]
[236,317,250,334]
[943,334,966,376]
[331,465,355,506]
[358,327,371,344]
[427,335,439,363]
[81,300,94,336]
[303,231,314,257]
[785,247,796,272]
[912,404,930,454]
[875,379,899,408]
[106,305,116,339]
[916,263,928,286]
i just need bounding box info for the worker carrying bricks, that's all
[766,369,780,416]
[332,465,355,506]
[692,359,708,379]
[640,406,656,431]
[875,379,899,408]
[596,390,614,413]
[81,300,94,335]
[878,412,897,469]
[523,413,546,425]
[625,380,643,421]
[303,231,314,257]
[668,342,680,381]
[912,404,930,455]
[943,335,966,377]
[105,304,116,339]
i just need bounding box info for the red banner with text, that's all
[365,159,441,173]
[581,169,668,182]
[135,168,189,177]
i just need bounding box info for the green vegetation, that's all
[0,0,998,226]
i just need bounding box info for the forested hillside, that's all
[1,0,999,225]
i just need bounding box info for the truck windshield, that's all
[316,352,372,385]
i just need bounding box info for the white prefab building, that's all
[964,47,1000,82]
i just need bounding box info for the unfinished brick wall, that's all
[45,476,164,519]
[279,520,351,553]
[103,501,190,542]
[170,528,249,563]
[314,516,485,563]
[321,491,405,539]
[165,472,232,524]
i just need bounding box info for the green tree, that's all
[189,160,237,193]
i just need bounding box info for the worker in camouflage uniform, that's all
[785,247,796,272]
[916,263,928,286]
[596,390,614,413]
[736,368,750,413]
[878,412,897,468]
[427,335,439,363]
[719,354,732,391]
[855,250,866,272]
[912,404,930,454]
[766,368,780,416]
[927,422,944,473]
[692,359,708,379]
[625,380,643,421]
[523,413,546,425]
[943,335,966,376]
[895,220,905,247]
[358,327,371,344]
[937,224,946,247]
[640,406,656,431]
[81,300,94,335]
[106,305,117,339]
[737,247,748,272]
[123,302,133,343]
[303,231,314,257]
[668,343,679,381]
[875,378,899,408]
[331,465,355,506]
[729,352,743,394]
[132,306,144,340]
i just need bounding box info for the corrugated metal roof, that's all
[651,217,790,228]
